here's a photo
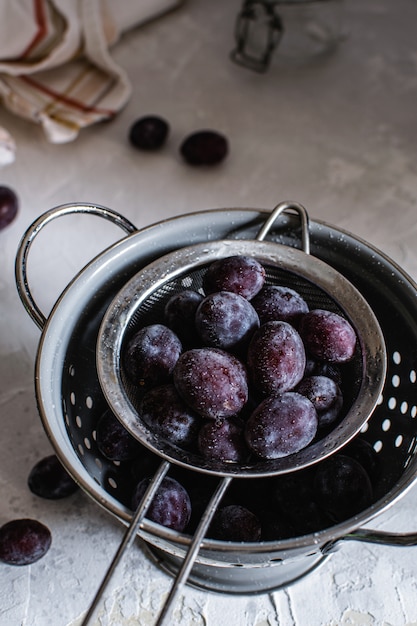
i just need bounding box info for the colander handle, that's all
[324,528,417,554]
[15,202,137,330]
[344,528,417,547]
[255,200,310,254]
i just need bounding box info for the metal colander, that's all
[15,201,417,625]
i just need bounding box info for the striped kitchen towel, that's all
[0,0,185,143]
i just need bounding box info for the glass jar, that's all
[231,0,345,72]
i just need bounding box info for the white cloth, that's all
[0,0,184,143]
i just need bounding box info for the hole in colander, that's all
[393,351,401,365]
[410,370,416,383]
[75,415,82,428]
[391,374,400,388]
[400,401,408,415]
[373,440,383,453]
[382,419,391,432]
[395,435,403,448]
[388,397,397,410]
[86,396,93,409]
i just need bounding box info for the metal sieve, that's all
[15,202,417,626]
[97,201,385,478]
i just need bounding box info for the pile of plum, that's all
[94,254,377,542]
[123,255,357,464]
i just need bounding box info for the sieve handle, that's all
[255,200,310,254]
[81,460,171,626]
[15,202,137,330]
[155,475,233,626]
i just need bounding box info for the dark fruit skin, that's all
[259,509,296,541]
[299,309,357,363]
[296,375,343,428]
[267,470,329,536]
[314,454,373,521]
[0,185,18,230]
[123,324,182,389]
[304,357,343,386]
[138,384,200,449]
[343,437,381,483]
[209,504,262,542]
[245,392,318,459]
[195,291,259,351]
[131,476,191,532]
[129,115,169,150]
[164,289,203,346]
[202,255,265,300]
[28,454,78,499]
[247,321,306,395]
[96,409,141,461]
[180,130,228,165]
[197,418,249,463]
[173,348,248,419]
[251,285,309,326]
[0,519,52,565]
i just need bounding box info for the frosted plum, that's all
[209,504,262,542]
[123,324,182,388]
[138,384,200,449]
[202,255,265,300]
[252,284,308,326]
[164,289,203,346]
[195,291,259,351]
[197,418,248,463]
[96,409,141,461]
[245,392,318,459]
[296,375,343,428]
[28,455,78,499]
[0,519,51,565]
[173,348,248,419]
[299,309,357,363]
[131,476,191,532]
[314,454,373,521]
[247,321,306,395]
